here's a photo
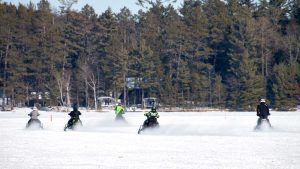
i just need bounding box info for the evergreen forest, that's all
[0,0,300,111]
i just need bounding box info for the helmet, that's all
[151,107,156,111]
[32,106,37,110]
[260,99,265,103]
[117,99,122,104]
[72,103,78,110]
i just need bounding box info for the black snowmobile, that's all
[254,118,272,131]
[138,117,159,134]
[26,119,43,129]
[64,118,83,131]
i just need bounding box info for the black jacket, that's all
[256,103,270,118]
[69,110,81,118]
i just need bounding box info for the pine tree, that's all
[290,0,300,24]
[76,4,99,109]
[239,54,264,110]
[116,7,138,107]
[203,0,230,77]
[271,22,300,110]
[225,0,264,110]
[180,0,212,107]
[136,2,165,101]
[0,3,19,109]
[98,8,119,101]
[162,5,187,105]
[272,61,300,110]
[135,39,160,101]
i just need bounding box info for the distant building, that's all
[98,96,115,109]
[0,90,12,111]
[143,97,159,109]
[123,77,148,107]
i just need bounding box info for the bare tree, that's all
[58,0,78,11]
[54,71,64,106]
[64,71,71,108]
[54,70,71,108]
[285,23,300,63]
[1,29,11,110]
[87,69,98,110]
[79,62,90,110]
[136,0,177,7]
[79,62,99,111]
[255,17,277,98]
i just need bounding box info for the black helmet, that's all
[151,107,156,111]
[72,103,78,110]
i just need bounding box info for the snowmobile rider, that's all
[67,104,82,127]
[114,100,124,119]
[143,107,160,127]
[27,106,42,128]
[256,99,271,127]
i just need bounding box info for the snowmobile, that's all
[64,118,83,131]
[254,118,272,131]
[115,111,126,122]
[115,115,126,121]
[26,119,43,129]
[137,118,159,134]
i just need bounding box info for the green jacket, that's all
[115,105,124,115]
[144,110,159,119]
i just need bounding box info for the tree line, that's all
[0,0,299,111]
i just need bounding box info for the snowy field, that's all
[1,108,300,169]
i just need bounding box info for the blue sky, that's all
[3,0,184,14]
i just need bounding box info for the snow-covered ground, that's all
[1,108,300,169]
